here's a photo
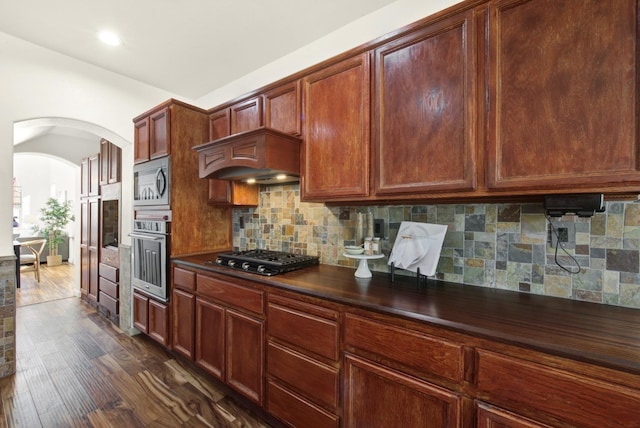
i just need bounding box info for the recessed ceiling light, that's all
[98,30,121,46]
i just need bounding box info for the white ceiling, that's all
[0,0,398,100]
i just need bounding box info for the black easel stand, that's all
[389,262,430,290]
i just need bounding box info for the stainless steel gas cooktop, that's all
[212,249,319,276]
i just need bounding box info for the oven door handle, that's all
[129,233,165,241]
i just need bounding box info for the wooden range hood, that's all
[193,127,302,184]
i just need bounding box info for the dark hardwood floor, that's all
[17,263,78,307]
[3,264,273,427]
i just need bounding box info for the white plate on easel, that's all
[387,221,447,277]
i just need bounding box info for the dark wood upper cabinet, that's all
[209,108,231,140]
[301,53,371,201]
[373,9,477,196]
[484,0,640,194]
[149,107,170,160]
[200,0,640,201]
[231,96,263,134]
[133,105,170,164]
[264,81,301,135]
[133,117,150,163]
[208,179,258,206]
[100,139,121,185]
[80,157,89,198]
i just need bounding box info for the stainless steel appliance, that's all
[133,156,170,207]
[213,249,319,276]
[131,219,170,301]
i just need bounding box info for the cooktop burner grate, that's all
[214,249,319,276]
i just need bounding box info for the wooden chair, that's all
[19,239,47,282]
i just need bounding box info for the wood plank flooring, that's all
[3,264,275,427]
[17,263,78,307]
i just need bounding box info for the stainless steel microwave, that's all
[133,156,170,208]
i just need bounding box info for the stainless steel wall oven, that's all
[131,219,169,301]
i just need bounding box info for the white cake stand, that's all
[344,253,384,278]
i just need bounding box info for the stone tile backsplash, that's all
[232,183,640,309]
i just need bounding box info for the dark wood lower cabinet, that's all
[148,298,169,347]
[194,295,265,406]
[475,349,640,428]
[169,263,640,428]
[476,402,553,428]
[195,297,225,380]
[226,309,264,405]
[267,380,340,428]
[344,354,463,428]
[133,291,169,347]
[172,288,195,359]
[171,265,265,406]
[132,292,149,333]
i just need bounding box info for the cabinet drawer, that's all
[344,313,464,383]
[174,267,196,291]
[267,341,339,410]
[196,274,264,315]
[99,276,119,299]
[268,302,339,361]
[267,380,339,428]
[476,349,640,428]
[98,262,118,283]
[99,292,119,315]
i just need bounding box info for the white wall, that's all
[0,31,179,256]
[1,0,460,257]
[197,0,461,107]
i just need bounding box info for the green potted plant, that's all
[38,197,75,266]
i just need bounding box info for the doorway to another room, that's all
[13,154,81,308]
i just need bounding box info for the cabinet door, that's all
[344,354,462,428]
[100,140,121,185]
[230,96,263,134]
[207,179,232,204]
[264,81,301,135]
[80,201,89,296]
[485,0,640,193]
[477,402,553,428]
[88,154,100,197]
[476,349,640,428]
[207,179,258,206]
[148,299,169,347]
[134,117,150,164]
[209,108,230,140]
[172,288,195,360]
[132,292,149,333]
[195,298,225,380]
[226,309,264,405]
[80,157,89,197]
[374,10,477,196]
[99,140,110,186]
[108,142,121,184]
[88,199,100,302]
[302,53,370,201]
[150,106,170,159]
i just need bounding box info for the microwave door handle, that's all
[155,167,167,197]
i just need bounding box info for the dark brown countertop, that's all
[172,253,640,376]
